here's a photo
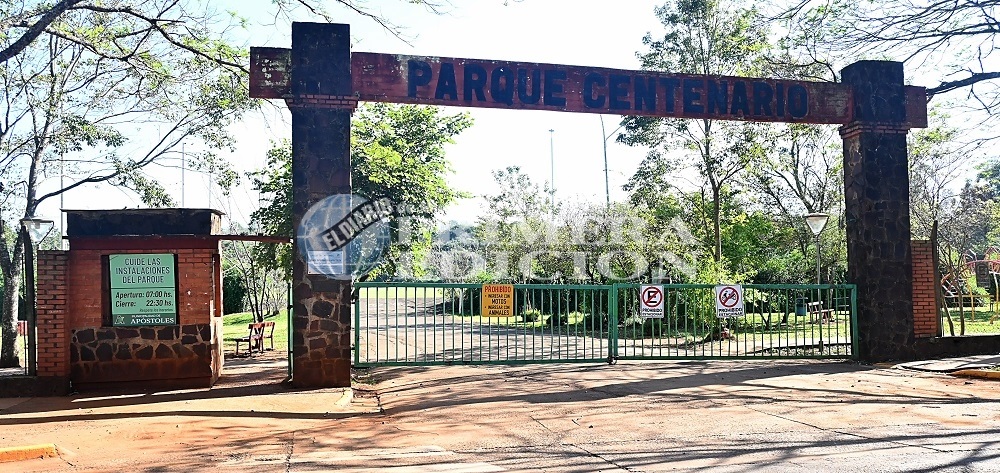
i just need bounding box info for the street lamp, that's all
[20,217,54,376]
[804,212,830,284]
[549,129,555,218]
[548,128,555,192]
[600,115,624,208]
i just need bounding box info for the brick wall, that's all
[912,240,938,338]
[36,251,70,378]
[56,237,223,388]
[68,245,218,327]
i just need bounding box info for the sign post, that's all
[640,285,665,319]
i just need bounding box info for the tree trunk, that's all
[712,185,722,263]
[0,241,25,368]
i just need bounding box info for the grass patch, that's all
[356,287,450,299]
[222,309,289,354]
[940,309,1000,336]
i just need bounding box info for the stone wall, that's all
[289,22,353,387]
[64,241,222,388]
[840,61,916,362]
[70,324,218,386]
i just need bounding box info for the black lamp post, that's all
[20,217,54,376]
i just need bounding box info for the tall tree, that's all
[0,16,251,367]
[0,0,463,367]
[771,1,1000,111]
[249,103,473,280]
[474,166,559,283]
[622,0,770,264]
[746,124,843,262]
[908,110,983,239]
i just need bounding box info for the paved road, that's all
[2,354,1000,472]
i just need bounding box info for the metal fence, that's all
[353,282,857,367]
[613,284,857,360]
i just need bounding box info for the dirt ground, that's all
[2,353,1000,472]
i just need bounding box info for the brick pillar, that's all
[840,61,915,362]
[289,22,353,387]
[911,240,939,338]
[36,251,70,379]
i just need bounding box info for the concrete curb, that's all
[335,388,354,406]
[950,369,1000,380]
[0,444,57,463]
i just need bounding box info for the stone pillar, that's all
[839,61,915,362]
[289,22,353,387]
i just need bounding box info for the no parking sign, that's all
[714,285,745,318]
[640,285,664,318]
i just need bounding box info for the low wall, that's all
[70,323,218,389]
[915,335,1000,359]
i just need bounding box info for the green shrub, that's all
[223,272,247,315]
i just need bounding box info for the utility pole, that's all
[549,129,555,192]
[600,116,623,209]
[181,143,186,208]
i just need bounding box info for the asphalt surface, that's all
[2,351,1000,472]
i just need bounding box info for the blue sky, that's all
[225,0,669,225]
[38,0,959,231]
[41,0,667,229]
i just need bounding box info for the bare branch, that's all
[0,0,86,63]
[928,71,1000,97]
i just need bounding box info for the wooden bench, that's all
[806,301,836,323]
[235,322,266,356]
[261,321,276,350]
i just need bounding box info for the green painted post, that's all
[609,284,619,362]
[850,285,860,361]
[354,288,360,367]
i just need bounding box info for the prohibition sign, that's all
[718,286,740,308]
[641,286,663,307]
[640,284,665,318]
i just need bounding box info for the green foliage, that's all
[473,166,696,284]
[352,103,472,216]
[521,308,542,322]
[0,0,258,366]
[223,271,248,315]
[248,143,293,277]
[623,0,772,266]
[249,104,473,278]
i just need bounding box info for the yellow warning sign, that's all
[481,284,514,317]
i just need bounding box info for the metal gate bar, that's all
[354,283,857,367]
[354,283,612,367]
[614,284,857,360]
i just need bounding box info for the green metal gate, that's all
[353,282,857,367]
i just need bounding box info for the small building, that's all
[34,209,227,392]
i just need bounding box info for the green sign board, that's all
[109,253,178,326]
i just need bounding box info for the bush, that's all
[580,311,609,330]
[546,312,569,327]
[522,308,542,322]
[223,272,247,315]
